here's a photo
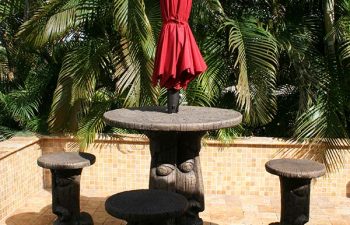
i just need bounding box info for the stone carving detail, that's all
[156,164,176,176]
[51,169,93,225]
[178,160,194,173]
[147,131,205,225]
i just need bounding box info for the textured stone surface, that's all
[105,189,188,222]
[103,106,242,225]
[37,152,95,225]
[147,131,205,225]
[266,159,326,225]
[37,152,96,170]
[265,158,326,179]
[103,106,242,131]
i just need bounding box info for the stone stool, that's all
[105,189,188,225]
[37,152,96,225]
[265,158,326,225]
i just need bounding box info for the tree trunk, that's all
[24,0,30,20]
[323,0,336,56]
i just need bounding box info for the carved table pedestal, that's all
[104,106,242,225]
[37,152,96,225]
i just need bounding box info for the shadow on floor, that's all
[204,222,219,225]
[5,205,53,225]
[4,195,125,225]
[269,223,280,225]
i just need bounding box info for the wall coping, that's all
[40,134,350,148]
[0,136,40,160]
[0,135,349,161]
[0,134,350,154]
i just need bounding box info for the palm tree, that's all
[16,0,160,148]
[218,0,349,171]
[285,0,350,171]
[185,0,349,171]
[0,0,54,140]
[9,0,350,171]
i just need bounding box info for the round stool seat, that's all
[105,189,188,223]
[265,158,326,179]
[37,152,96,170]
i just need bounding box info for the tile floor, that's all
[0,189,349,225]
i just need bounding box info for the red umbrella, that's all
[152,0,207,91]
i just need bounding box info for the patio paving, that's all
[0,189,349,225]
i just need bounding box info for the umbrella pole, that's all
[167,89,180,113]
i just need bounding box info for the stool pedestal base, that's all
[280,177,311,225]
[51,169,93,225]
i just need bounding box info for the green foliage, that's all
[77,88,115,150]
[223,18,279,125]
[49,39,110,133]
[0,0,349,172]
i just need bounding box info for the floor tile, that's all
[0,190,348,225]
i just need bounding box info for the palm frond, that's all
[49,39,110,133]
[0,125,15,141]
[202,0,226,19]
[280,36,328,111]
[196,35,229,105]
[0,46,9,82]
[0,89,40,125]
[184,82,213,107]
[0,0,22,22]
[211,125,245,142]
[292,99,349,172]
[77,88,114,150]
[113,0,157,107]
[113,0,129,34]
[17,0,99,47]
[144,0,161,39]
[223,18,279,125]
[291,24,350,172]
[334,15,350,67]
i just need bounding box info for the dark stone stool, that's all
[105,189,188,225]
[265,158,326,225]
[37,152,96,225]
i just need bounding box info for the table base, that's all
[146,131,206,225]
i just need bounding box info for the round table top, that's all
[265,158,326,179]
[103,106,242,132]
[105,189,188,222]
[37,152,96,170]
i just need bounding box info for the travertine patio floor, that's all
[0,189,349,225]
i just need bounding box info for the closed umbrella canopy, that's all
[152,0,207,91]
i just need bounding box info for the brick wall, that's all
[0,135,349,221]
[0,138,42,221]
[39,136,350,198]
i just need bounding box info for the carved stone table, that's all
[37,152,96,225]
[104,106,242,225]
[265,159,326,225]
[105,189,188,225]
